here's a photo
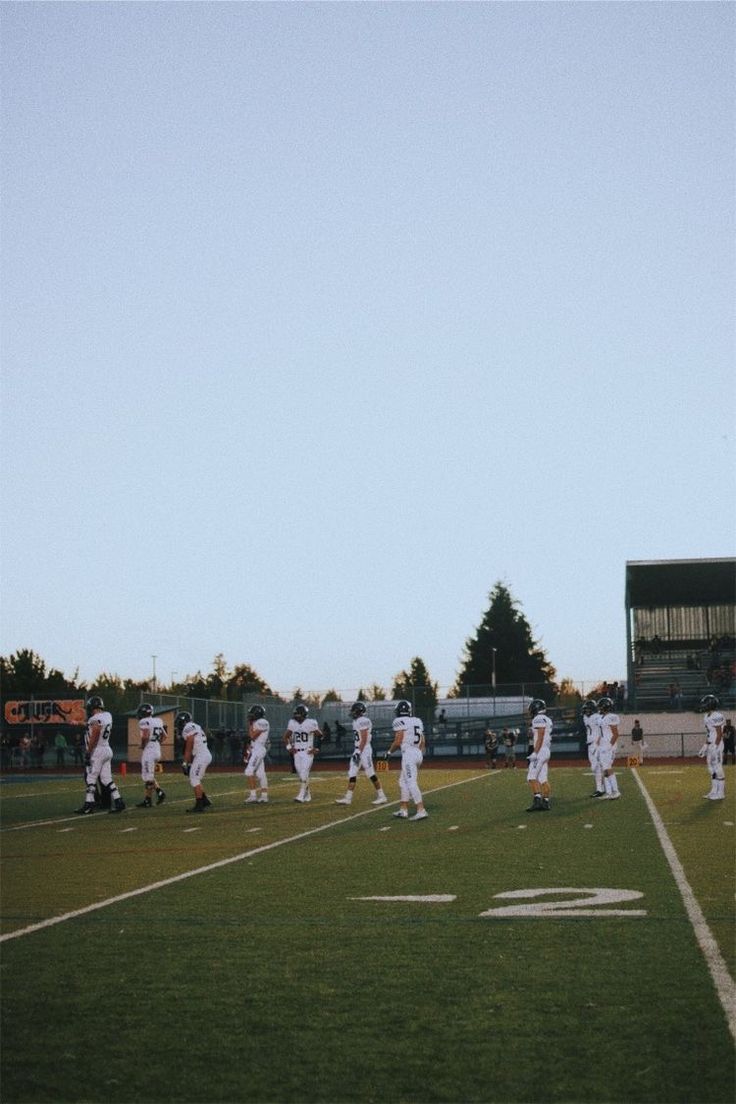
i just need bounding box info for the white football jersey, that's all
[704,710,725,743]
[182,721,208,755]
[139,716,166,743]
[598,712,620,748]
[352,715,372,750]
[531,712,553,751]
[392,715,424,750]
[250,717,270,748]
[86,711,113,749]
[287,717,320,751]
[583,713,600,746]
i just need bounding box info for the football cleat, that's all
[257,795,269,803]
[244,795,258,804]
[186,805,204,813]
[75,804,94,815]
[156,789,166,805]
[591,790,606,798]
[136,799,152,808]
[371,793,387,805]
[605,793,621,800]
[109,800,126,813]
[335,796,352,805]
[393,810,408,818]
[526,798,544,812]
[410,810,428,820]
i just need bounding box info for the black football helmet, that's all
[529,698,546,717]
[293,704,309,722]
[175,710,192,735]
[395,700,411,717]
[86,695,104,717]
[581,699,597,716]
[137,703,154,719]
[248,705,266,721]
[597,696,614,713]
[700,694,720,712]
[349,702,366,719]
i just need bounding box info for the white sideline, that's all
[632,768,736,1044]
[0,771,492,944]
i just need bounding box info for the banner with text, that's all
[4,699,87,725]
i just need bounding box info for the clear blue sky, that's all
[1,1,734,697]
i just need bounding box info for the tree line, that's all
[1,581,560,715]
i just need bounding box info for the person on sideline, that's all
[630,719,645,764]
[177,711,213,813]
[502,728,517,769]
[243,705,270,804]
[384,700,427,821]
[284,704,320,803]
[136,703,166,808]
[75,696,125,815]
[484,727,499,769]
[597,696,621,800]
[699,694,725,801]
[722,717,735,766]
[526,699,553,812]
[335,702,387,806]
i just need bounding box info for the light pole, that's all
[491,648,497,717]
[151,655,157,693]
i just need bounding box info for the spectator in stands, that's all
[669,681,683,709]
[723,718,735,766]
[484,727,499,769]
[652,634,663,655]
[630,719,644,764]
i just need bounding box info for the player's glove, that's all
[382,750,392,761]
[351,752,360,765]
[182,762,191,775]
[697,744,708,758]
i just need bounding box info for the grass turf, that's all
[1,764,734,1103]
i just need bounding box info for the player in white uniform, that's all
[75,696,126,815]
[385,700,427,821]
[597,696,621,800]
[176,710,213,813]
[136,703,166,808]
[284,705,320,802]
[526,699,553,812]
[582,699,605,797]
[699,694,725,800]
[244,704,270,804]
[335,702,387,806]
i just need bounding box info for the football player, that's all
[244,705,270,804]
[582,699,605,797]
[526,699,553,811]
[699,694,725,800]
[176,711,213,813]
[284,704,320,802]
[597,696,621,800]
[384,700,427,820]
[335,702,387,806]
[75,696,126,815]
[136,703,166,808]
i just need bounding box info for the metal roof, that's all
[625,558,736,607]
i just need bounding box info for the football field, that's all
[1,764,734,1104]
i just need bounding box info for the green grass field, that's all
[1,762,734,1104]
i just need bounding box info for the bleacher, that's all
[633,646,735,711]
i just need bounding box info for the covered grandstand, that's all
[626,558,736,710]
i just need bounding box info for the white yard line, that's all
[0,771,492,943]
[0,788,248,832]
[632,768,736,1044]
